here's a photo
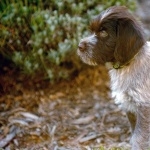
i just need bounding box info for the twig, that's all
[0,126,18,148]
[79,133,102,143]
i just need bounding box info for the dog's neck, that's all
[105,42,149,71]
[105,51,141,70]
[105,61,133,70]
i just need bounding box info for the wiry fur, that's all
[77,6,150,150]
[110,42,150,112]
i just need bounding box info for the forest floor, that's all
[0,66,131,150]
[1,1,150,149]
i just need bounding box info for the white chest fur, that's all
[109,69,138,113]
[108,42,150,113]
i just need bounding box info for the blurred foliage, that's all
[0,0,136,81]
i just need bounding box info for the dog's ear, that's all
[114,18,145,66]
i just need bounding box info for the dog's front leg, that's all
[131,105,150,150]
[127,111,136,133]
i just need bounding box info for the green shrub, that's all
[0,0,135,81]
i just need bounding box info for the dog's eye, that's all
[99,30,108,37]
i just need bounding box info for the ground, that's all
[1,1,150,149]
[0,66,131,150]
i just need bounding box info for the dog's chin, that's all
[80,56,98,66]
[77,49,98,66]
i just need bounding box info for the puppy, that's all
[77,6,150,150]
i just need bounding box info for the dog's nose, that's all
[78,42,86,52]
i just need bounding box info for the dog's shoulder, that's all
[109,42,150,112]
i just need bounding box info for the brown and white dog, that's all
[77,6,150,150]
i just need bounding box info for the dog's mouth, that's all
[77,48,98,66]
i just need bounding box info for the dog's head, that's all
[77,6,145,68]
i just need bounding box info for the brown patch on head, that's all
[78,6,146,67]
[89,15,102,33]
[99,6,145,66]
